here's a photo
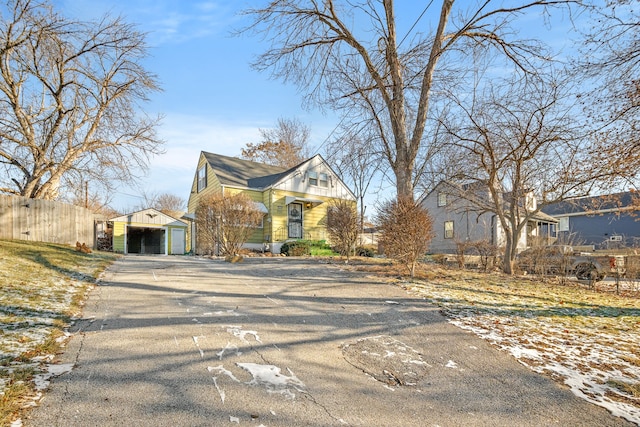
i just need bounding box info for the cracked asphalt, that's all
[25,256,631,426]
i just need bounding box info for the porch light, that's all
[306,202,312,209]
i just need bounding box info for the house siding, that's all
[555,213,639,248]
[421,183,533,254]
[225,187,268,244]
[187,154,223,213]
[422,190,497,253]
[113,221,126,253]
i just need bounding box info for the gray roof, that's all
[542,191,637,216]
[203,152,296,189]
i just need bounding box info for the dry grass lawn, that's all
[0,239,116,426]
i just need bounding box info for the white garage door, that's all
[171,228,185,255]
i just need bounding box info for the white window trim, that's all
[444,220,454,239]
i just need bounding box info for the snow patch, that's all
[226,326,261,343]
[33,363,74,391]
[237,363,305,400]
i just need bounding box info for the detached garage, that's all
[110,208,188,255]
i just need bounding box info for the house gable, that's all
[271,154,356,201]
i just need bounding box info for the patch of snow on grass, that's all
[406,278,640,425]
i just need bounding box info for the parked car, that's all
[517,245,607,282]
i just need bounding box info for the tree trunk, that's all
[394,153,414,202]
[502,230,517,275]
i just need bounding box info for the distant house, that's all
[187,152,356,254]
[421,181,557,254]
[110,208,188,255]
[541,191,640,249]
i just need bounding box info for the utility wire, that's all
[398,0,434,49]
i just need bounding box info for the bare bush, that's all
[195,193,264,259]
[471,240,500,272]
[326,200,359,262]
[376,198,433,279]
[454,240,474,269]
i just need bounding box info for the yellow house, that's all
[110,208,188,255]
[187,152,356,254]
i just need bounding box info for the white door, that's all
[171,228,185,255]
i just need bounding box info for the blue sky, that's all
[56,1,584,212]
[59,0,344,211]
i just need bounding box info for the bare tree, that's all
[0,0,162,200]
[61,178,116,215]
[154,193,186,218]
[579,1,639,183]
[242,1,583,201]
[241,117,310,168]
[326,130,382,244]
[195,192,264,259]
[326,199,359,261]
[441,74,620,275]
[376,197,433,279]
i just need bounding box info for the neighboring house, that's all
[421,181,557,254]
[110,208,188,255]
[187,152,356,254]
[542,191,640,249]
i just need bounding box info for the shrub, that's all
[195,192,263,256]
[355,246,375,257]
[280,241,311,256]
[326,200,358,260]
[376,197,434,279]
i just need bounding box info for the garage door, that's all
[171,228,185,255]
[127,227,165,254]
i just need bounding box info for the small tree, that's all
[376,197,433,279]
[326,200,359,262]
[241,117,310,168]
[195,193,263,260]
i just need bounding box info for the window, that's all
[308,171,318,186]
[307,170,328,187]
[319,173,328,187]
[444,221,454,239]
[558,217,569,232]
[437,192,447,207]
[197,166,207,192]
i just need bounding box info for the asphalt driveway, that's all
[25,256,631,426]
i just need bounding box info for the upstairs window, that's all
[437,192,447,207]
[307,170,328,187]
[197,165,207,192]
[308,171,318,186]
[319,173,328,187]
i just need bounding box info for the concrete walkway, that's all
[25,256,631,426]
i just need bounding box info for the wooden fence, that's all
[0,195,97,247]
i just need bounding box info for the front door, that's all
[288,203,303,238]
